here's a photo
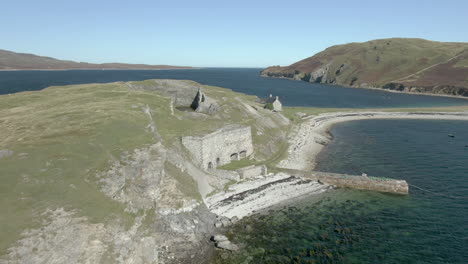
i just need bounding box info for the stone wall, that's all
[318,174,409,195]
[236,165,268,179]
[182,125,253,170]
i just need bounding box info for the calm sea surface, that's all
[1,68,468,108]
[219,119,468,263]
[1,69,467,263]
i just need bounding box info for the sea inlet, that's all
[215,119,468,263]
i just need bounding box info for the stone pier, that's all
[278,169,409,195]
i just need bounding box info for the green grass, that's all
[0,79,293,255]
[218,159,257,170]
[0,83,165,254]
[2,78,466,256]
[264,38,468,88]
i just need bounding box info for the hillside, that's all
[0,79,291,263]
[261,38,468,96]
[0,49,193,70]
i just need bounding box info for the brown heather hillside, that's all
[0,49,193,70]
[261,38,468,97]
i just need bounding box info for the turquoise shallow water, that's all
[218,119,468,263]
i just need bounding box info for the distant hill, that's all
[0,49,193,70]
[261,38,468,97]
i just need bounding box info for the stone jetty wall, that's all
[278,169,409,195]
[236,165,268,179]
[317,174,409,195]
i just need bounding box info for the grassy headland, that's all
[262,38,468,96]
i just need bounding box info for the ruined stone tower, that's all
[190,88,219,114]
[190,88,206,111]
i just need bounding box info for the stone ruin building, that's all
[265,94,282,111]
[182,125,254,170]
[191,88,218,114]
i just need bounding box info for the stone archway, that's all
[230,153,239,161]
[239,150,247,159]
[216,157,221,166]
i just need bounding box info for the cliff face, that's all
[0,49,193,70]
[261,38,468,97]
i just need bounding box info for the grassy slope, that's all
[262,38,468,88]
[2,78,466,255]
[0,80,290,254]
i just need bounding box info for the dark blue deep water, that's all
[220,120,468,263]
[1,68,468,108]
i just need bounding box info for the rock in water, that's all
[216,241,239,251]
[212,235,228,242]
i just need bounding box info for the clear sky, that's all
[2,0,467,67]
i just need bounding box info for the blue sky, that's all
[2,0,467,67]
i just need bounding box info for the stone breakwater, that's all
[318,173,409,194]
[279,169,409,195]
[278,111,468,171]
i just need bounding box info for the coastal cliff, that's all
[261,38,468,97]
[0,80,290,263]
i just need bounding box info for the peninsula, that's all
[0,49,194,70]
[261,38,468,97]
[1,79,468,263]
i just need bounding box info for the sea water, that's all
[1,68,468,108]
[217,119,468,263]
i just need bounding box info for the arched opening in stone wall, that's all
[208,162,213,169]
[230,153,239,161]
[216,157,220,166]
[239,150,247,159]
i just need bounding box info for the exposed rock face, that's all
[383,83,468,96]
[1,208,160,264]
[261,38,468,97]
[97,143,166,213]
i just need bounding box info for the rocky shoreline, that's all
[205,110,468,260]
[205,111,468,224]
[260,74,468,100]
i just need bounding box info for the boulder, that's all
[219,216,232,227]
[216,241,239,251]
[212,234,228,242]
[214,221,223,228]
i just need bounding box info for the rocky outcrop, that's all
[383,83,468,96]
[0,79,293,264]
[211,234,239,251]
